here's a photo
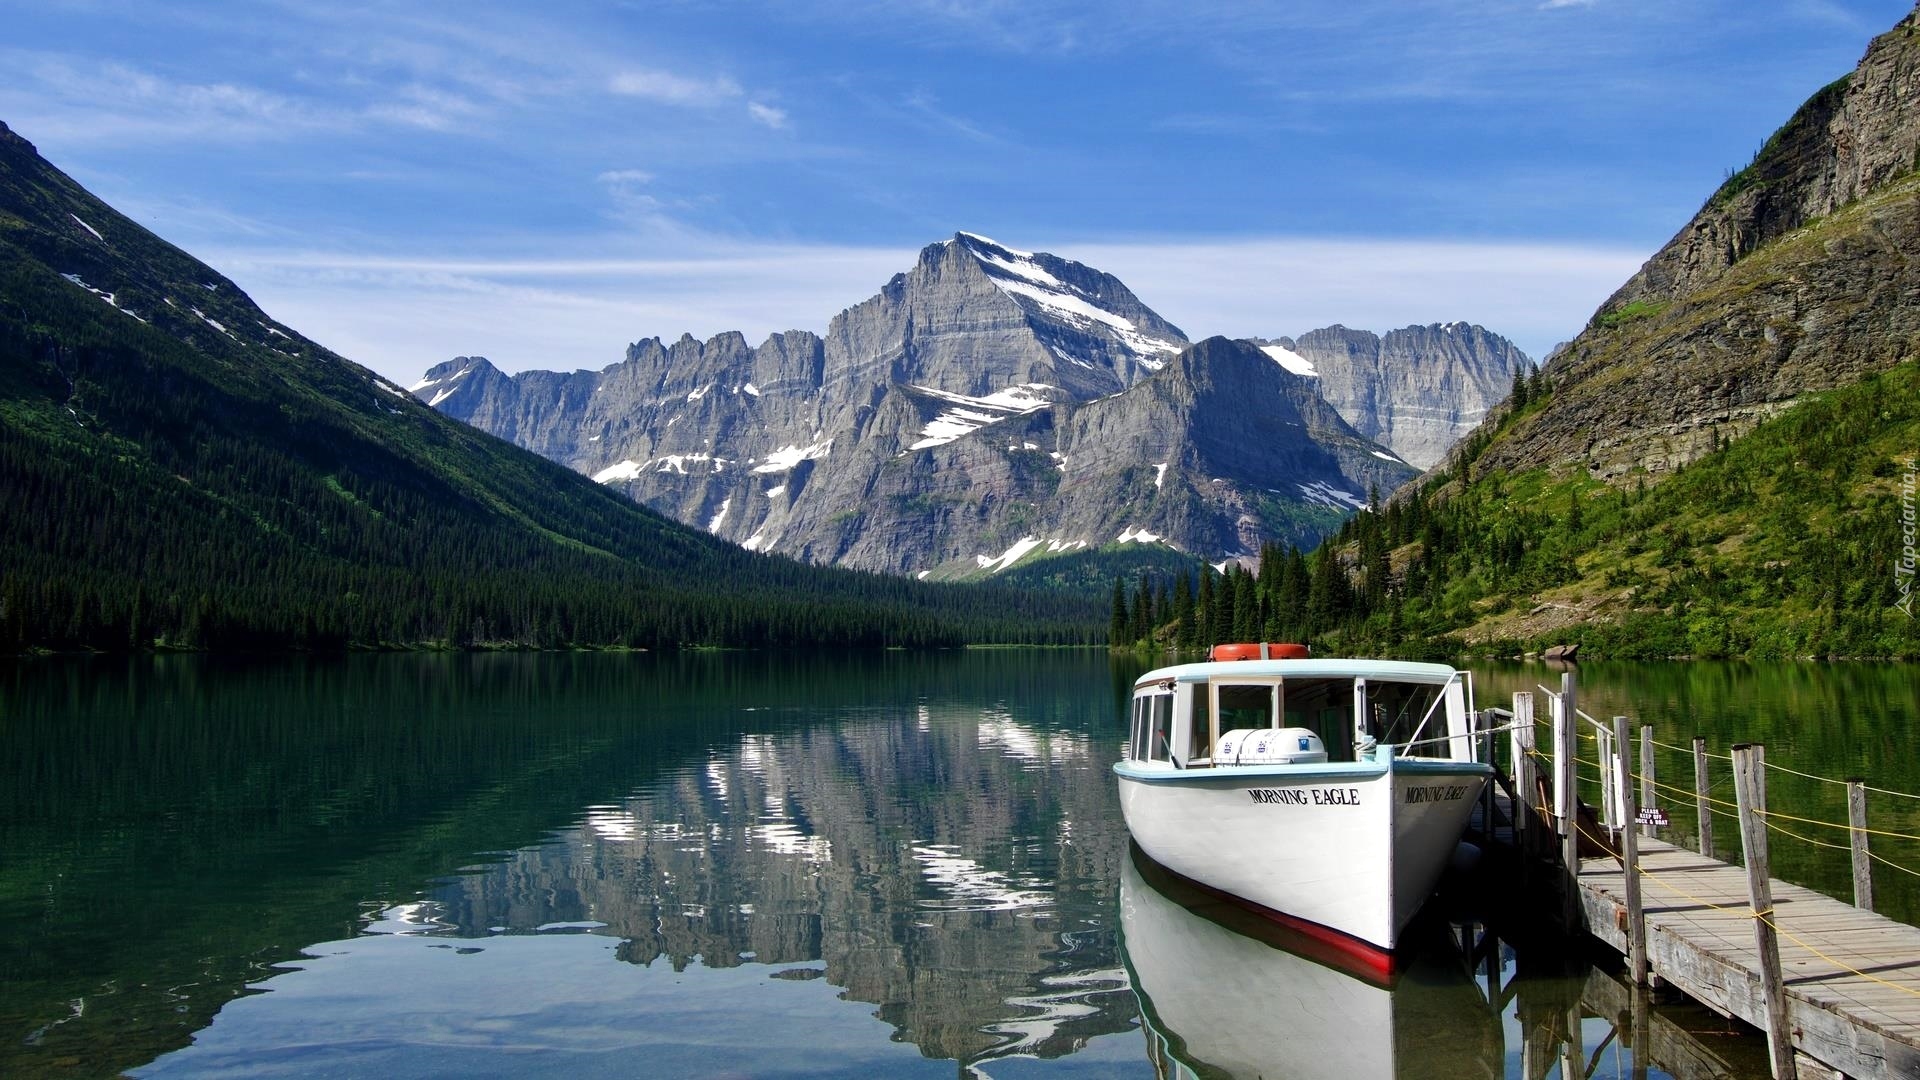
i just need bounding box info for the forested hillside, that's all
[0,121,1102,652]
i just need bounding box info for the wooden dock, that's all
[1576,836,1920,1078]
[1471,677,1920,1079]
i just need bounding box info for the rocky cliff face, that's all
[1250,323,1533,469]
[1458,4,1920,484]
[417,234,1415,575]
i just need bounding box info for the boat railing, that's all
[1399,715,1531,759]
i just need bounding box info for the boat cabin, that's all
[1126,652,1475,769]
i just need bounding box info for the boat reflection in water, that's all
[1119,847,1502,1080]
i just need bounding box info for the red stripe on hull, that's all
[1129,845,1398,986]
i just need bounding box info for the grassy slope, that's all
[1421,360,1919,658]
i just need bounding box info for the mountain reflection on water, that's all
[422,699,1143,1068]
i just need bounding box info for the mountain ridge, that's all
[415,236,1560,575]
[0,119,1102,652]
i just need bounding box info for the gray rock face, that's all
[1455,5,1920,485]
[1609,8,1920,312]
[1248,324,1533,470]
[415,234,1415,575]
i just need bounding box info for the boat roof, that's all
[1133,657,1461,688]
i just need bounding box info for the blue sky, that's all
[3,0,1910,382]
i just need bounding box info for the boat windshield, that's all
[1281,678,1354,762]
[1364,681,1447,750]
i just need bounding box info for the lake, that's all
[3,652,1913,1078]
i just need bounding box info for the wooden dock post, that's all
[1616,716,1647,986]
[1561,1001,1585,1080]
[1478,709,1496,843]
[1512,693,1538,856]
[1693,737,1714,858]
[1554,673,1581,930]
[1848,779,1873,913]
[1732,743,1797,1080]
[1630,983,1651,1080]
[1640,724,1657,838]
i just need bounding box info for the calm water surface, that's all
[3,653,1912,1078]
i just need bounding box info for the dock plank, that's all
[1578,836,1920,1079]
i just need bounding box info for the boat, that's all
[1113,643,1493,974]
[1120,850,1502,1080]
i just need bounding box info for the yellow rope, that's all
[1636,772,1741,811]
[1869,849,1920,879]
[1612,731,1920,804]
[1762,816,1858,854]
[1570,818,1920,1002]
[1648,734,1733,761]
[1757,807,1920,845]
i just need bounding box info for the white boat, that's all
[1114,644,1492,973]
[1120,852,1502,1080]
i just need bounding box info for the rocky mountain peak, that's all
[1604,5,1920,316]
[0,120,32,154]
[1460,2,1920,485]
[1249,323,1531,469]
[409,236,1454,576]
[948,231,1187,372]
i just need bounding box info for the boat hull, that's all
[1119,851,1502,1080]
[1114,757,1489,957]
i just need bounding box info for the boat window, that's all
[1129,695,1147,760]
[1130,690,1174,762]
[1365,682,1446,749]
[1187,683,1209,765]
[1282,678,1354,761]
[1150,693,1172,761]
[1216,684,1278,731]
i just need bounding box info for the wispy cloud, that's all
[608,68,744,106]
[596,169,656,185]
[747,102,790,129]
[208,233,1644,383]
[1069,236,1644,362]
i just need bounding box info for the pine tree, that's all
[1110,579,1129,645]
[1197,570,1216,647]
[1231,569,1258,641]
[1173,572,1195,650]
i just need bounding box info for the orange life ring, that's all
[1208,642,1310,661]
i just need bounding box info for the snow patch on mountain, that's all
[594,453,727,482]
[751,439,832,474]
[906,383,1054,451]
[1117,526,1163,544]
[68,213,103,242]
[593,460,645,483]
[975,536,1043,573]
[707,497,731,532]
[60,273,143,321]
[191,308,233,336]
[1152,462,1168,489]
[409,363,477,393]
[1259,344,1318,377]
[956,233,1180,358]
[1297,480,1365,509]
